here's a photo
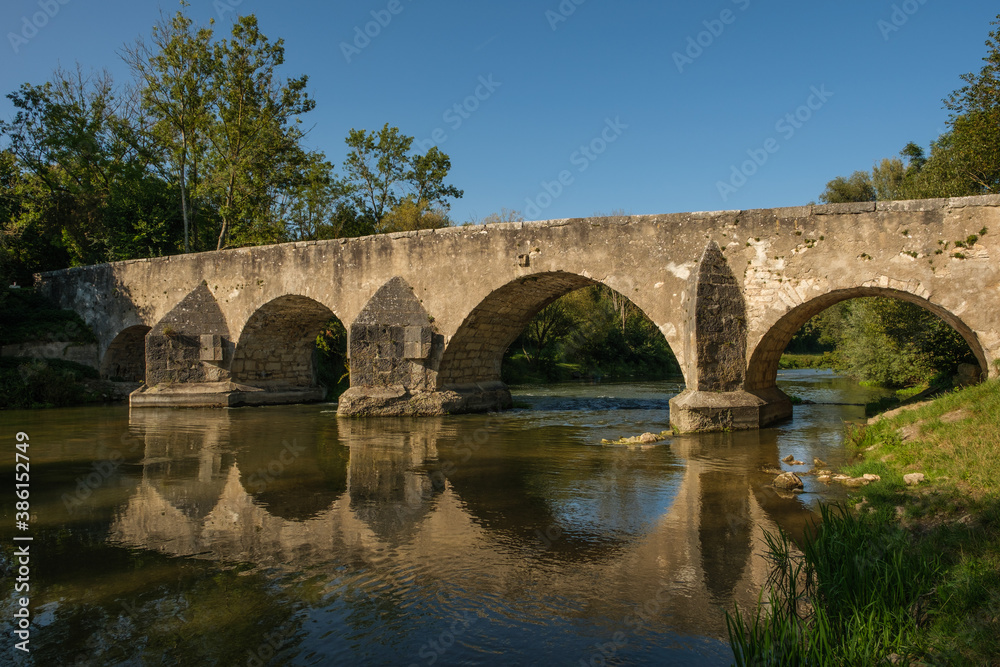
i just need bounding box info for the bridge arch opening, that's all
[747,288,986,392]
[101,325,151,381]
[437,272,681,389]
[231,295,348,396]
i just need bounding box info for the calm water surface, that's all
[0,370,891,665]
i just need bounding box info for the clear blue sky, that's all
[1,0,997,222]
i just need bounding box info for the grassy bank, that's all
[729,380,1000,664]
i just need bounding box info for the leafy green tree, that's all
[342,124,462,234]
[204,15,315,249]
[283,153,351,240]
[379,196,451,233]
[871,158,906,201]
[520,299,574,365]
[123,5,213,253]
[0,67,181,269]
[939,14,1000,194]
[504,285,679,381]
[837,298,975,387]
[819,170,874,204]
[824,14,1000,203]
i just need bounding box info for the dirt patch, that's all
[940,408,970,424]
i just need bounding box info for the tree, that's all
[283,153,348,240]
[819,170,874,204]
[204,15,315,249]
[939,13,1000,194]
[341,123,462,234]
[837,298,975,387]
[379,196,451,233]
[0,66,181,268]
[123,5,213,253]
[520,299,574,365]
[871,157,906,201]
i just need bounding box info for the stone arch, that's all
[436,271,679,388]
[231,295,339,390]
[746,287,989,391]
[100,325,150,381]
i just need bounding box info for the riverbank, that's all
[730,379,1000,664]
[778,351,839,370]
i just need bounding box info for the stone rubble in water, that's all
[601,431,671,446]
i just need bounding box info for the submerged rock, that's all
[904,472,926,486]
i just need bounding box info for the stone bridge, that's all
[35,195,1000,431]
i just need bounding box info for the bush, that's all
[0,357,98,408]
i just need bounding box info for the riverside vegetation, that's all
[727,15,1000,664]
[729,380,1000,665]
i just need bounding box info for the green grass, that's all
[728,504,940,665]
[730,380,1000,664]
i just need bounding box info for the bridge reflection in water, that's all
[108,404,820,658]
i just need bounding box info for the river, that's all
[0,369,891,665]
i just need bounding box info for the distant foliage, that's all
[503,285,679,382]
[314,318,349,399]
[789,298,977,388]
[837,299,975,388]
